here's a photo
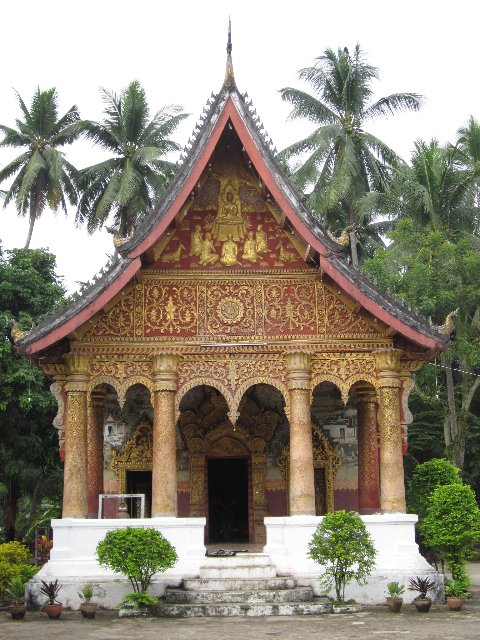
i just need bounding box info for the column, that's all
[285,352,315,515]
[63,353,89,518]
[151,354,179,517]
[356,386,380,513]
[87,388,105,518]
[375,349,406,513]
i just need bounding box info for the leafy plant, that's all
[407,459,462,520]
[5,576,27,604]
[308,510,376,603]
[408,576,436,599]
[120,592,157,609]
[96,527,177,594]
[39,579,62,605]
[386,581,405,598]
[77,584,95,603]
[445,574,470,599]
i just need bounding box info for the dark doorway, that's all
[127,471,152,517]
[207,458,249,543]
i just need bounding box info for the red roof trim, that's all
[20,257,142,356]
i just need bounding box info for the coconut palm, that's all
[77,80,188,236]
[457,116,480,231]
[0,88,81,248]
[279,45,422,265]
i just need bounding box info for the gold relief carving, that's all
[152,353,179,392]
[199,233,219,266]
[111,420,153,493]
[134,284,144,337]
[264,282,317,334]
[206,284,255,335]
[286,352,311,373]
[400,374,415,426]
[207,437,248,457]
[42,363,65,377]
[152,386,177,515]
[177,481,190,494]
[377,385,406,512]
[87,390,105,514]
[286,352,311,391]
[277,424,340,515]
[375,348,401,375]
[89,359,152,380]
[220,236,240,266]
[144,283,197,334]
[324,289,383,338]
[65,353,89,376]
[212,179,247,242]
[63,390,88,517]
[85,291,135,338]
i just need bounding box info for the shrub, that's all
[0,542,38,604]
[308,510,376,603]
[0,541,30,565]
[407,458,462,519]
[420,484,480,578]
[120,592,157,609]
[96,527,177,594]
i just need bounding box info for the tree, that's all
[406,458,462,520]
[279,44,422,266]
[420,484,480,578]
[308,510,376,603]
[96,527,177,595]
[0,88,82,248]
[77,80,188,236]
[0,248,65,540]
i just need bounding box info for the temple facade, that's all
[18,42,447,606]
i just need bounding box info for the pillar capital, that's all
[64,353,89,392]
[285,352,311,390]
[354,385,377,404]
[374,349,401,388]
[152,353,179,392]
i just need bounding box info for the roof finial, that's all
[224,17,236,91]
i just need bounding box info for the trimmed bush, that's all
[407,458,462,519]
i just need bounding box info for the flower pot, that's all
[414,598,432,613]
[80,602,98,619]
[386,597,403,613]
[9,603,27,620]
[43,603,63,619]
[446,596,465,611]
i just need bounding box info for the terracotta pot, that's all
[414,598,431,613]
[43,603,63,619]
[446,596,465,611]
[9,603,27,620]
[386,597,403,613]
[80,602,98,619]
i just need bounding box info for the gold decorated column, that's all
[285,352,315,515]
[151,354,179,517]
[63,353,89,518]
[87,388,105,517]
[375,349,406,513]
[356,386,380,513]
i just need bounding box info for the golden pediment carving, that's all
[111,419,153,491]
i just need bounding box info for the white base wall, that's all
[28,514,442,608]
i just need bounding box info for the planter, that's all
[446,597,465,611]
[43,603,63,619]
[9,603,27,620]
[414,598,432,613]
[80,602,98,619]
[386,597,403,613]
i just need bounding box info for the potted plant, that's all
[408,576,435,612]
[386,581,404,613]
[445,577,469,611]
[39,579,63,618]
[78,584,98,619]
[6,576,27,620]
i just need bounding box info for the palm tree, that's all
[0,88,82,248]
[77,80,188,236]
[457,116,480,231]
[279,45,422,266]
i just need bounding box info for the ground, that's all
[2,564,480,639]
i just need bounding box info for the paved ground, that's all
[2,564,480,640]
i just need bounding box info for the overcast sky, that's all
[1,0,478,292]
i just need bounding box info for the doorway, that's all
[207,458,249,543]
[126,470,152,517]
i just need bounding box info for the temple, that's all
[18,31,448,607]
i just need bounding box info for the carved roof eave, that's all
[16,256,141,356]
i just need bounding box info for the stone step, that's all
[165,587,315,605]
[199,564,277,579]
[183,577,296,591]
[154,599,332,618]
[202,553,272,568]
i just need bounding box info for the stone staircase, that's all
[154,553,331,617]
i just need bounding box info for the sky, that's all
[0,0,479,292]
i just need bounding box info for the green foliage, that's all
[386,581,405,598]
[407,458,462,519]
[420,484,480,573]
[0,541,30,564]
[0,541,38,604]
[5,575,27,604]
[445,573,470,598]
[308,510,376,603]
[120,592,157,608]
[96,527,177,594]
[0,248,65,541]
[77,584,94,603]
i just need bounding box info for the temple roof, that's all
[16,37,449,356]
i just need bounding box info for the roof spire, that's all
[223,17,236,91]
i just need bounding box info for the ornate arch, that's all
[175,380,234,420]
[312,376,348,405]
[232,377,290,421]
[346,376,377,398]
[88,376,122,399]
